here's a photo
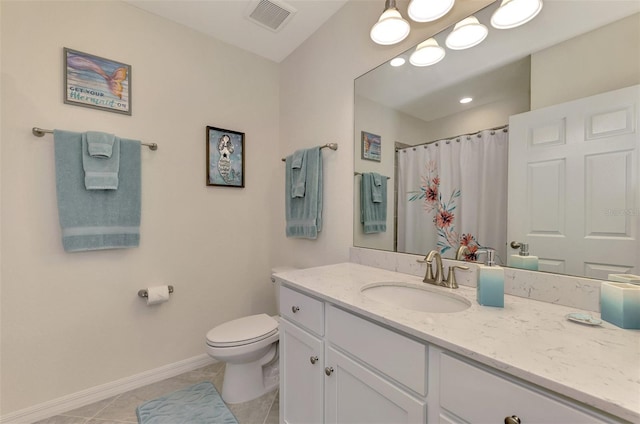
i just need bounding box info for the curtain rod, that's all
[281,143,338,162]
[396,124,509,152]
[32,127,158,151]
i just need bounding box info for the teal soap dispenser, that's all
[509,243,539,271]
[477,249,505,308]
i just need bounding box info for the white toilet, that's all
[205,268,290,404]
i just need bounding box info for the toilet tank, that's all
[271,267,297,312]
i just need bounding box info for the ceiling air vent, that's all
[247,0,296,32]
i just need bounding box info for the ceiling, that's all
[125,0,348,63]
[356,0,640,122]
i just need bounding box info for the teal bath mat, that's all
[136,382,238,424]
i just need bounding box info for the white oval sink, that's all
[361,282,471,313]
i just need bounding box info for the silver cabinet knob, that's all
[504,416,521,424]
[324,367,334,376]
[310,356,318,365]
[291,306,300,313]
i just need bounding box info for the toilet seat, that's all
[206,313,278,348]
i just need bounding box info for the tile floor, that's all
[33,362,279,424]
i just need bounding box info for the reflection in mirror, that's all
[354,0,640,280]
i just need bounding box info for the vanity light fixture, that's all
[370,0,411,45]
[491,0,543,29]
[459,97,473,104]
[409,38,445,67]
[445,16,488,50]
[390,57,406,67]
[408,0,455,23]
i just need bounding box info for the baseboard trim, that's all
[1,354,216,424]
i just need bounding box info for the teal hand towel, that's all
[290,149,306,198]
[371,172,383,203]
[86,131,115,158]
[55,130,141,252]
[361,172,387,233]
[285,147,322,239]
[82,132,120,190]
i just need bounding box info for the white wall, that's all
[273,0,493,268]
[531,13,640,109]
[417,95,530,142]
[1,0,279,414]
[353,95,433,251]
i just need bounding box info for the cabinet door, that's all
[324,347,426,424]
[280,319,324,424]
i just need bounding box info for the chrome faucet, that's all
[423,250,444,286]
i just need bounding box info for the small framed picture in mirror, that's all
[361,131,381,162]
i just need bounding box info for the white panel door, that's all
[324,347,426,424]
[508,85,639,278]
[280,319,324,424]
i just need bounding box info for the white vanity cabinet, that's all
[280,283,621,424]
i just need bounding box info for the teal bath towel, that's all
[82,132,120,190]
[86,131,115,158]
[371,172,383,203]
[290,149,306,198]
[54,130,141,252]
[285,147,322,239]
[361,172,387,233]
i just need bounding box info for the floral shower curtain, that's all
[397,128,508,263]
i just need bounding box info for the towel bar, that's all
[281,143,338,161]
[32,127,158,151]
[354,172,390,179]
[138,286,174,298]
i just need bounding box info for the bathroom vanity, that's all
[276,263,639,424]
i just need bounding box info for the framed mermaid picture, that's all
[63,48,132,115]
[206,126,245,188]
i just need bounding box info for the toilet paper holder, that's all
[138,286,174,298]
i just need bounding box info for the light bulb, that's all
[408,0,455,23]
[491,0,543,29]
[445,16,488,50]
[409,38,446,67]
[371,6,411,45]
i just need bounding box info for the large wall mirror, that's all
[354,0,640,280]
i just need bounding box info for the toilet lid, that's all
[206,314,278,347]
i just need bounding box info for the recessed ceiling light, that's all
[390,57,406,67]
[460,97,473,104]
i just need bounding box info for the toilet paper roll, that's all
[146,285,170,306]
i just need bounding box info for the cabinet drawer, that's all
[280,285,324,336]
[327,305,427,396]
[439,353,607,423]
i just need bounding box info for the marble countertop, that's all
[275,263,640,422]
